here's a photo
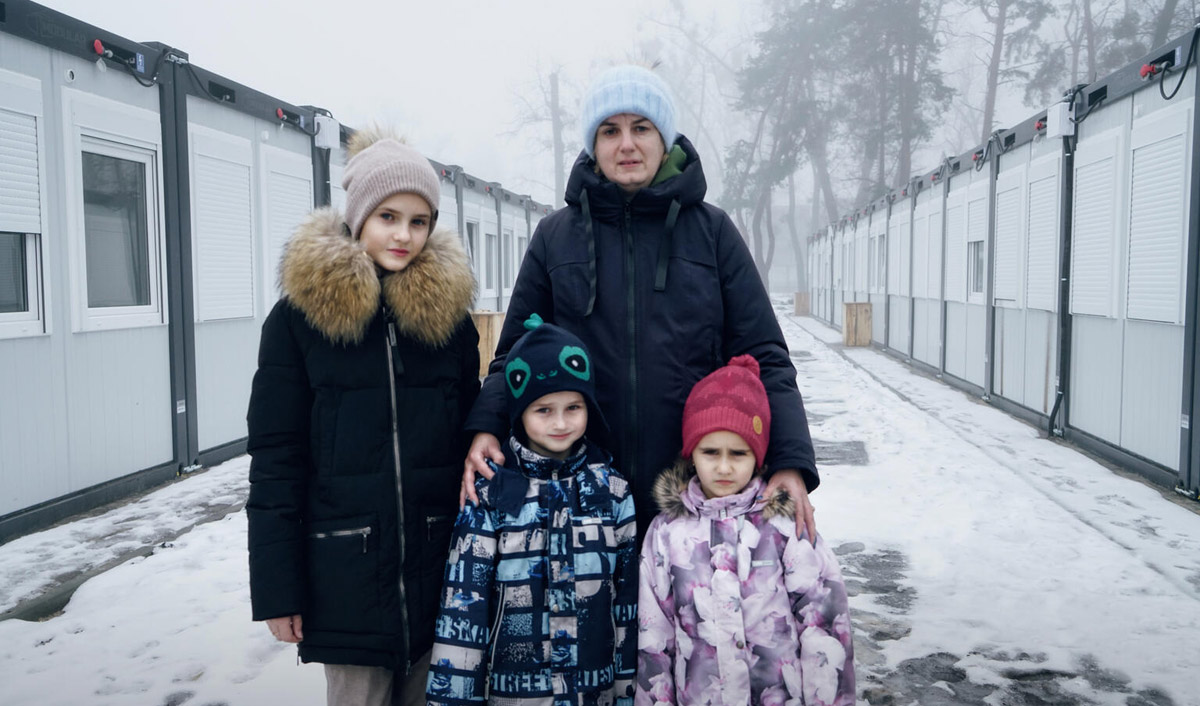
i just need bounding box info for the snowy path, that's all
[781,311,1200,705]
[0,310,1198,705]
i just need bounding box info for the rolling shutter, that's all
[0,109,40,235]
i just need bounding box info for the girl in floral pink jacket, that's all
[636,356,855,706]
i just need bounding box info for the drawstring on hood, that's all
[655,199,680,292]
[569,135,704,319]
[582,189,598,316]
[580,192,680,315]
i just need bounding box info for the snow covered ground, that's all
[1,309,1198,705]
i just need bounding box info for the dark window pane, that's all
[82,151,151,308]
[0,232,27,314]
[466,222,478,264]
[486,232,497,289]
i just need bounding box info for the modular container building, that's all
[0,0,552,541]
[809,28,1200,497]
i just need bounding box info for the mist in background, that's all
[34,0,1197,292]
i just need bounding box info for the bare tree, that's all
[506,62,578,209]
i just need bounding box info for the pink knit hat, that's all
[681,355,771,465]
[342,127,440,239]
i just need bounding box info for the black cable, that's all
[974,133,998,172]
[182,60,235,104]
[1068,84,1102,125]
[1160,27,1200,101]
[120,49,165,88]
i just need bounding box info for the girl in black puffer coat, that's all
[246,127,479,706]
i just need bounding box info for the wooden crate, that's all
[794,292,810,316]
[843,302,872,347]
[471,311,506,378]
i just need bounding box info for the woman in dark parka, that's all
[246,128,479,705]
[460,65,819,540]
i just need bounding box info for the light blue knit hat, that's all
[580,65,677,158]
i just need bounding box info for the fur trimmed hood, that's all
[280,207,476,347]
[652,457,792,520]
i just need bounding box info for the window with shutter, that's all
[0,72,46,338]
[1126,107,1188,324]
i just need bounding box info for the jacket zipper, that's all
[385,322,412,672]
[308,526,372,554]
[485,584,506,699]
[622,203,639,487]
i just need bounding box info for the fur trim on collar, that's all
[651,458,792,520]
[280,207,476,346]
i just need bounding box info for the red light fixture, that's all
[1035,120,1046,131]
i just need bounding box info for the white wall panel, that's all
[913,298,941,368]
[1023,309,1057,415]
[993,307,1025,403]
[195,318,259,450]
[0,334,69,515]
[1120,320,1184,469]
[966,303,987,386]
[1069,315,1123,441]
[889,295,910,354]
[870,293,886,343]
[945,301,967,378]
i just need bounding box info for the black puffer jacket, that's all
[246,207,480,671]
[465,135,816,535]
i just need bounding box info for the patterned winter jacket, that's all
[427,437,638,706]
[636,460,855,706]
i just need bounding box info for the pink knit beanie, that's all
[342,127,441,239]
[681,355,771,465]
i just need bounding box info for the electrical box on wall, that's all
[1046,101,1074,138]
[314,115,340,150]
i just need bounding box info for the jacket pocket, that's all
[310,389,340,474]
[304,514,382,634]
[547,261,592,321]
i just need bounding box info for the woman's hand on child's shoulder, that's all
[762,469,817,545]
[461,432,505,507]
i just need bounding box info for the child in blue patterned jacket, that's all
[427,314,637,706]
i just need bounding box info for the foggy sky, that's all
[31,0,750,206]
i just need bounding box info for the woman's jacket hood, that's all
[279,206,476,347]
[652,457,794,521]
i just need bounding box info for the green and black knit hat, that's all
[505,314,609,439]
